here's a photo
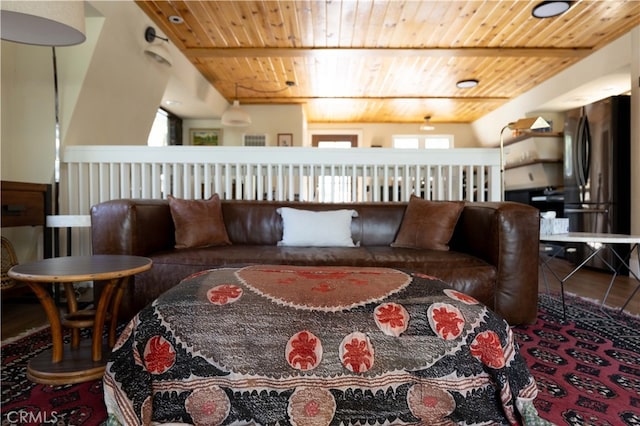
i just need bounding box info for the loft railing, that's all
[58,145,500,215]
[55,145,500,256]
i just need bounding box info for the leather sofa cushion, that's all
[392,196,464,251]
[168,194,231,248]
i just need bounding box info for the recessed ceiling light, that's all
[456,79,479,89]
[532,1,572,18]
[168,15,184,24]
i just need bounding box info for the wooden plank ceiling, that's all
[136,1,640,124]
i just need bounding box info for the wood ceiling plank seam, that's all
[171,1,207,47]
[437,1,489,48]
[419,2,463,47]
[291,1,313,46]
[230,1,268,47]
[263,57,289,88]
[361,0,388,47]
[324,0,343,48]
[183,1,230,47]
[282,0,303,48]
[204,3,240,47]
[255,0,288,47]
[350,0,374,47]
[487,1,535,48]
[462,0,508,47]
[567,3,640,50]
[400,2,438,48]
[309,1,327,47]
[216,1,254,47]
[335,0,356,47]
[395,56,434,97]
[389,1,426,48]
[174,0,225,48]
[373,0,404,48]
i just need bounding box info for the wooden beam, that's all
[235,96,509,103]
[185,47,592,59]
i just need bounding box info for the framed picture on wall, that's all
[190,128,222,146]
[277,133,293,147]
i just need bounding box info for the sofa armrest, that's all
[451,202,540,324]
[91,199,174,256]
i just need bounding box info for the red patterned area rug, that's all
[2,293,638,426]
[513,293,640,426]
[1,327,109,426]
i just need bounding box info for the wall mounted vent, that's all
[243,134,267,146]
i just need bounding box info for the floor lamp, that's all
[499,117,550,200]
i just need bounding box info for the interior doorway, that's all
[311,134,358,147]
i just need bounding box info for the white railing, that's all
[58,146,500,216]
[55,145,499,256]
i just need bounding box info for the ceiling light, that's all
[0,0,86,46]
[168,15,184,24]
[420,116,435,131]
[221,100,252,127]
[144,27,172,66]
[456,79,479,89]
[221,82,294,127]
[532,1,572,18]
[222,83,251,127]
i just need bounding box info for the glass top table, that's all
[539,232,640,318]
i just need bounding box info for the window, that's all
[317,141,353,149]
[393,137,419,149]
[393,134,453,149]
[312,134,358,147]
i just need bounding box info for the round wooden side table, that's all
[8,255,152,385]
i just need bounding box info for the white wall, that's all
[1,42,57,184]
[183,104,305,147]
[308,122,477,148]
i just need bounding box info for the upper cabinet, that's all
[504,133,563,191]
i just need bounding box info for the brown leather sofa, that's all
[90,199,540,325]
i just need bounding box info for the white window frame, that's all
[392,134,454,149]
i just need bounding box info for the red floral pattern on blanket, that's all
[470,330,506,369]
[143,335,176,374]
[185,386,230,425]
[407,383,456,423]
[286,331,323,371]
[444,288,479,305]
[339,332,374,373]
[207,284,243,305]
[289,387,336,426]
[428,303,465,340]
[374,302,409,336]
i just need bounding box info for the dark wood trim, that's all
[311,134,358,147]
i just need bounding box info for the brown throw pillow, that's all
[168,194,231,249]
[391,195,464,251]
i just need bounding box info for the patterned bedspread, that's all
[104,265,549,425]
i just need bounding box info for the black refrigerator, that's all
[563,95,631,271]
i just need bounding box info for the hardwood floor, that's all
[1,258,638,342]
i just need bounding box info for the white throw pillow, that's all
[277,207,358,247]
